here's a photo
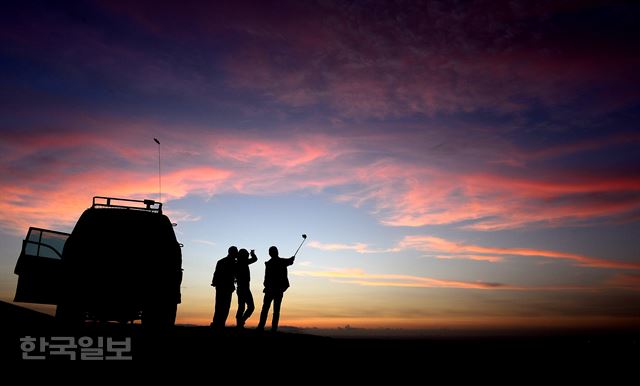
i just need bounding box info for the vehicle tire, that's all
[142,303,177,328]
[55,303,84,326]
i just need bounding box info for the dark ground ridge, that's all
[2,301,638,370]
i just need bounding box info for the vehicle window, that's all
[40,231,68,257]
[24,229,68,259]
[25,242,38,256]
[28,229,41,242]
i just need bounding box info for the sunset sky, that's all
[1,1,639,329]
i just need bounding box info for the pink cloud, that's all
[307,240,393,254]
[0,165,231,234]
[1,119,638,235]
[434,255,504,263]
[308,234,638,269]
[338,162,640,230]
[293,268,505,290]
[0,123,353,234]
[293,268,591,291]
[211,133,340,169]
[398,236,640,270]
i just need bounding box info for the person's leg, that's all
[212,289,220,326]
[271,292,283,332]
[215,289,232,328]
[243,290,255,323]
[236,288,246,327]
[257,292,273,331]
[212,289,226,328]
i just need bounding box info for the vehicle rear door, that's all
[14,227,69,304]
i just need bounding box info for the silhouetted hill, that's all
[2,301,638,375]
[1,300,54,327]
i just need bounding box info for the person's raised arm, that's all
[249,249,258,265]
[285,256,295,266]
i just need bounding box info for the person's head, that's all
[228,246,238,257]
[269,246,279,258]
[238,248,249,261]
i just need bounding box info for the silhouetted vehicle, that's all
[13,196,183,327]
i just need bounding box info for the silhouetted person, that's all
[211,246,237,329]
[235,248,258,328]
[257,246,295,332]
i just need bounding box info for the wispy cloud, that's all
[433,255,504,263]
[0,163,230,234]
[2,124,639,236]
[294,268,505,290]
[341,164,640,230]
[307,240,395,254]
[398,236,640,270]
[606,274,640,291]
[308,235,640,270]
[192,239,216,246]
[293,268,591,291]
[1,3,639,236]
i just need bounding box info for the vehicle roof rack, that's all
[92,196,163,214]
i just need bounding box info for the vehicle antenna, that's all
[154,138,161,203]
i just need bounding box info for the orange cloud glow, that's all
[434,254,504,263]
[294,268,505,289]
[2,125,639,236]
[0,166,231,234]
[399,236,640,270]
[212,134,340,168]
[308,234,639,269]
[293,268,593,291]
[372,170,640,230]
[307,240,394,254]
